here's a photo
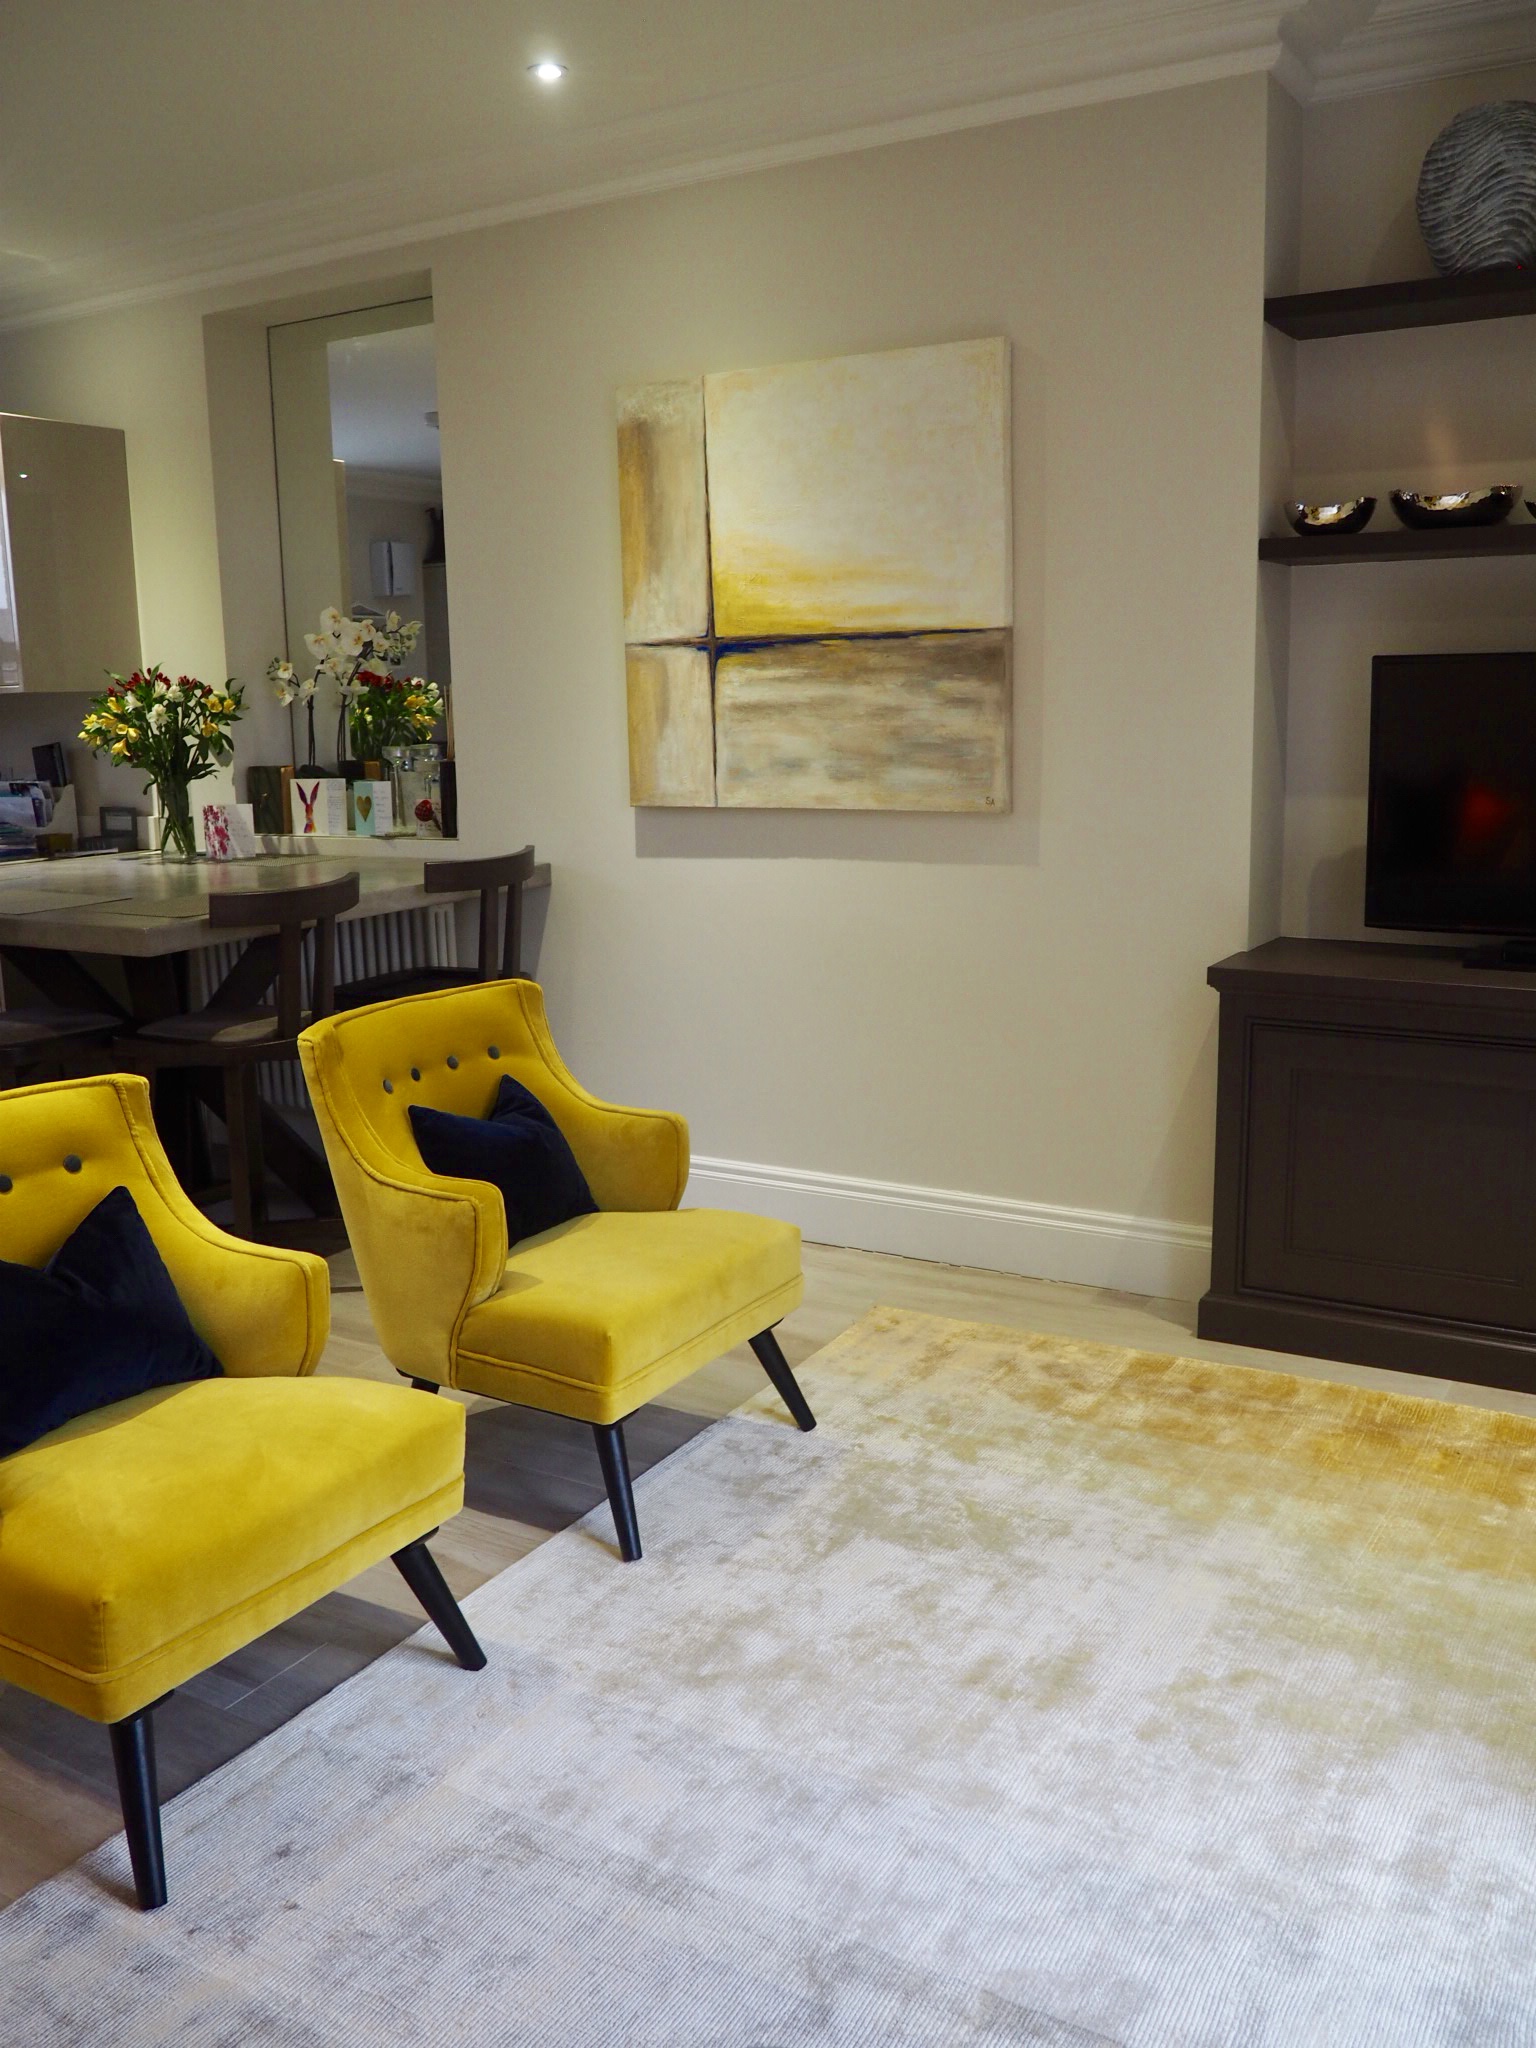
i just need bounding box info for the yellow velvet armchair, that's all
[0,1074,486,1911]
[298,979,814,1561]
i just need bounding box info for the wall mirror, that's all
[269,296,452,827]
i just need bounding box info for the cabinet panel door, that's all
[1242,1021,1536,1326]
[0,414,140,693]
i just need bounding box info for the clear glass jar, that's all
[383,743,442,837]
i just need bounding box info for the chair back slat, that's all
[477,892,500,983]
[425,848,536,979]
[311,914,340,1022]
[274,924,305,1040]
[208,872,360,1038]
[501,876,525,981]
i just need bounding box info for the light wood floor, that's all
[4,1239,1533,1911]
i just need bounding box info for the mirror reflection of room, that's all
[268,298,454,838]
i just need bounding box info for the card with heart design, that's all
[349,778,395,836]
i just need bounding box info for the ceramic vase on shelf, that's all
[1417,101,1536,274]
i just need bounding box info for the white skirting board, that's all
[685,1155,1213,1303]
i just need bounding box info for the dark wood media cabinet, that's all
[1199,938,1536,1393]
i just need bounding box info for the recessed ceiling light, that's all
[528,59,566,84]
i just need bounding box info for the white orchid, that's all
[269,606,430,769]
[148,701,170,732]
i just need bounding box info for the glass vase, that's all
[381,746,416,836]
[155,776,199,860]
[383,743,444,837]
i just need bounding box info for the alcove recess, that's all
[1263,264,1536,565]
[1264,254,1536,943]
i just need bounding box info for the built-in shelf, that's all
[1265,267,1536,341]
[1260,525,1536,566]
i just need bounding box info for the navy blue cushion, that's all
[410,1074,598,1247]
[0,1185,223,1458]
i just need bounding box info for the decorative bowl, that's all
[1285,497,1376,537]
[1390,486,1520,530]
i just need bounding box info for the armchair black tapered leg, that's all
[108,1706,167,1911]
[592,1421,642,1562]
[392,1540,488,1670]
[749,1329,817,1432]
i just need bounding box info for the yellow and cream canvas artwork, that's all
[617,338,1011,811]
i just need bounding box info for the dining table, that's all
[0,844,552,1227]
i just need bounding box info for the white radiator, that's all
[190,904,457,1111]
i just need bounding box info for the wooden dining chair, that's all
[123,872,359,1237]
[333,846,535,1010]
[0,1007,121,1087]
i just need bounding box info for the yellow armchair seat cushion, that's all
[0,1377,465,1724]
[456,1207,803,1423]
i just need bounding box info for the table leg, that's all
[121,955,188,1024]
[256,1094,340,1219]
[185,1067,340,1221]
[121,956,212,1191]
[0,946,128,1019]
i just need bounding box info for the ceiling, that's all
[329,324,441,480]
[0,0,1531,326]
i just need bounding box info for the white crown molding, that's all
[1306,0,1536,98]
[1,0,1528,331]
[686,1153,1213,1302]
[0,0,1298,333]
[343,465,442,505]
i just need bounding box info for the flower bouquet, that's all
[79,667,244,859]
[346,671,446,758]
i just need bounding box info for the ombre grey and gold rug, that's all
[6,1307,1536,2045]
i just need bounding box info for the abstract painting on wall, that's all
[618,337,1011,811]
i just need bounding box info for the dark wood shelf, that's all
[1265,266,1536,340]
[1260,524,1536,566]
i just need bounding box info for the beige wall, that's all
[0,74,1281,1285]
[202,307,291,778]
[1281,59,1536,939]
[432,74,1274,1246]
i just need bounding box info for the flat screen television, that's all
[1366,652,1536,942]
